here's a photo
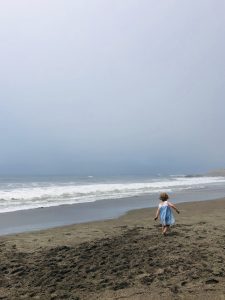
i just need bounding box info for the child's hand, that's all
[154,217,158,221]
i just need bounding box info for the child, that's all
[154,192,180,235]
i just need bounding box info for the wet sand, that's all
[2,186,225,236]
[1,198,225,299]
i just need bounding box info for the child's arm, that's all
[154,208,160,220]
[168,202,180,214]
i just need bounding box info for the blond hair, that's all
[159,192,169,201]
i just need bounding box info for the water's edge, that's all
[0,185,225,236]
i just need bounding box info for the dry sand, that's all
[1,198,225,299]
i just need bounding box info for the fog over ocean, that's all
[1,1,225,178]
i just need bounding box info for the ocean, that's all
[0,174,225,213]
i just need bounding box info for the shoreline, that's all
[1,197,225,299]
[1,196,225,243]
[1,185,225,235]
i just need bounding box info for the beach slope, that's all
[0,198,225,299]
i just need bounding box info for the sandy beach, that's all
[2,0,225,298]
[1,198,225,299]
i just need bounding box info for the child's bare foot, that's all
[162,225,169,235]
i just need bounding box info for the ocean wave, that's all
[0,176,224,213]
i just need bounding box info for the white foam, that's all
[0,176,224,213]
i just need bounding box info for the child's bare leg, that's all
[163,225,169,235]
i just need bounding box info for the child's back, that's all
[159,200,175,226]
[154,193,180,235]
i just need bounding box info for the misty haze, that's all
[0,1,225,176]
[1,2,225,300]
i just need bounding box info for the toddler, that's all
[154,193,180,235]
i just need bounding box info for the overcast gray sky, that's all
[0,0,225,176]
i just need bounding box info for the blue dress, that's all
[159,201,175,226]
